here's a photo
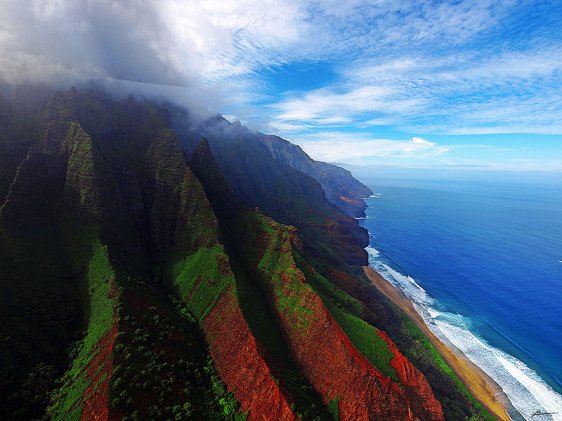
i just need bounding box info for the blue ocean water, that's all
[356,170,562,420]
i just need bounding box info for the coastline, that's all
[363,266,511,421]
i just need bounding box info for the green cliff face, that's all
[175,113,371,268]
[0,87,495,421]
[258,133,372,218]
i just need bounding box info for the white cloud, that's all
[1,0,560,140]
[411,137,433,145]
[293,132,449,162]
[268,121,310,132]
[272,84,426,127]
[267,41,562,136]
[0,0,309,116]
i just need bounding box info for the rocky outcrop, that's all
[189,139,240,220]
[144,130,219,258]
[64,122,104,219]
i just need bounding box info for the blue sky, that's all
[221,0,562,171]
[1,0,561,170]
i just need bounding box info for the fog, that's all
[0,0,262,117]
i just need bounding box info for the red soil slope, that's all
[204,286,297,421]
[278,278,415,420]
[255,223,444,420]
[378,330,444,420]
[81,321,118,421]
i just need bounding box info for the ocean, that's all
[355,169,562,421]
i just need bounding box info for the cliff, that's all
[259,133,372,218]
[0,87,496,421]
[173,112,371,267]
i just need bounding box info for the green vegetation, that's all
[327,397,340,421]
[65,122,95,207]
[297,257,398,382]
[299,257,364,316]
[0,87,499,421]
[49,240,116,420]
[80,243,115,354]
[108,287,245,420]
[401,318,496,421]
[206,359,245,420]
[234,211,315,333]
[170,245,234,320]
[329,304,398,382]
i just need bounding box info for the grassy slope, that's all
[234,210,400,387]
[49,239,116,420]
[297,258,399,382]
[170,245,234,321]
[400,317,496,421]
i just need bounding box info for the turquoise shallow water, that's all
[356,170,562,420]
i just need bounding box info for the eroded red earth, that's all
[204,286,297,421]
[378,330,445,420]
[81,321,117,421]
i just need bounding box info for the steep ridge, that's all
[190,138,492,420]
[0,88,298,420]
[228,211,444,420]
[259,133,372,218]
[160,181,297,419]
[0,92,88,419]
[190,140,443,420]
[141,124,297,419]
[0,87,499,421]
[176,113,372,218]
[61,90,293,420]
[204,286,296,420]
[190,140,329,419]
[173,113,370,268]
[377,330,445,418]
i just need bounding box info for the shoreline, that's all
[363,266,511,421]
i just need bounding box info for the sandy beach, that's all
[363,266,510,421]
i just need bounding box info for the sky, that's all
[1,0,561,170]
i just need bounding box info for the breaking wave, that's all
[366,246,562,421]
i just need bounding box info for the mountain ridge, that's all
[0,87,495,421]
